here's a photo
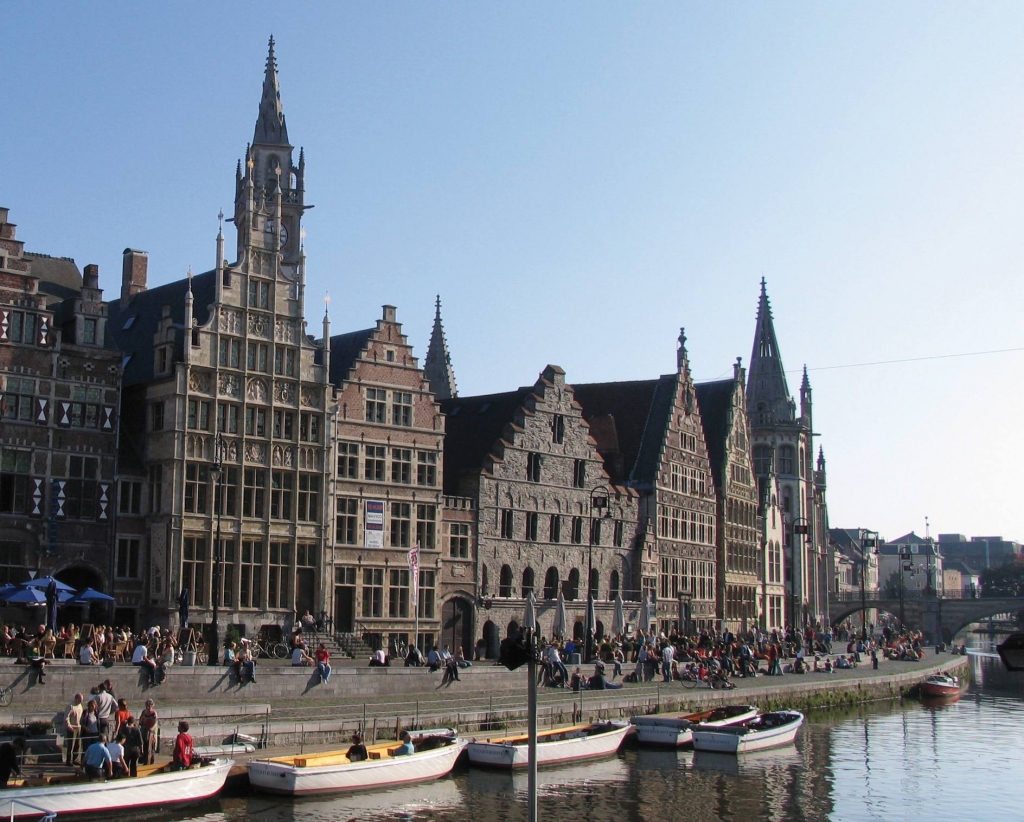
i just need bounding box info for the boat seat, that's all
[368,751,382,760]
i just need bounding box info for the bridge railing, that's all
[832,588,989,604]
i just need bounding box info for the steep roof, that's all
[694,379,735,488]
[423,295,457,400]
[440,387,533,494]
[24,253,82,305]
[328,328,375,384]
[253,36,290,147]
[746,278,795,424]
[105,269,216,386]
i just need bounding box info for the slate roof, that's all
[24,253,82,305]
[571,376,673,487]
[440,387,534,495]
[328,328,375,384]
[105,269,216,386]
[694,379,734,487]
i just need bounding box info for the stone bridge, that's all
[828,592,1024,642]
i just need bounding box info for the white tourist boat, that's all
[247,728,466,796]
[465,721,630,769]
[919,673,961,699]
[0,758,233,820]
[691,710,804,754]
[630,704,759,747]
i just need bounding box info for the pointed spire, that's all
[676,327,688,371]
[424,295,458,400]
[253,35,290,147]
[746,278,794,425]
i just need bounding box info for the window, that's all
[157,348,169,374]
[245,407,267,437]
[151,402,164,431]
[215,466,238,516]
[609,570,620,600]
[217,403,240,434]
[392,392,413,427]
[274,347,296,376]
[564,568,580,600]
[418,569,435,619]
[0,450,31,514]
[69,386,102,428]
[525,512,539,541]
[527,452,542,482]
[778,446,794,475]
[449,523,469,559]
[543,567,559,600]
[182,536,206,606]
[246,342,269,372]
[183,463,209,514]
[270,470,293,520]
[362,568,384,618]
[589,568,599,599]
[366,388,386,423]
[243,468,266,517]
[499,565,513,597]
[65,456,98,519]
[388,569,410,618]
[148,465,163,514]
[336,498,359,544]
[338,442,359,478]
[573,459,586,489]
[118,480,142,515]
[115,537,140,579]
[552,414,565,444]
[416,451,437,486]
[391,448,412,484]
[240,539,263,608]
[187,399,211,431]
[1,378,34,422]
[522,567,535,597]
[248,279,270,309]
[218,338,242,368]
[6,311,37,344]
[416,504,436,550]
[364,445,386,481]
[614,519,624,548]
[549,515,561,543]
[272,410,294,439]
[268,541,291,609]
[299,412,320,443]
[390,502,411,548]
[82,318,97,345]
[297,473,320,522]
[219,538,237,608]
[500,509,514,539]
[571,516,584,544]
[670,463,681,492]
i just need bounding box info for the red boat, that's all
[919,673,960,698]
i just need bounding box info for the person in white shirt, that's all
[79,641,95,665]
[132,643,158,685]
[291,645,313,667]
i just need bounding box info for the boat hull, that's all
[920,676,960,698]
[247,740,467,796]
[466,722,630,770]
[692,711,804,754]
[0,759,232,820]
[631,706,759,747]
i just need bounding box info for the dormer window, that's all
[157,347,169,374]
[82,318,97,346]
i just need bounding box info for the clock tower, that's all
[233,36,306,290]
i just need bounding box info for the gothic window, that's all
[589,568,599,599]
[499,565,513,597]
[549,515,561,543]
[150,402,164,431]
[245,407,267,437]
[573,459,586,489]
[564,568,581,600]
[571,516,584,544]
[525,512,539,541]
[500,509,514,539]
[609,570,620,600]
[274,347,296,376]
[247,342,269,372]
[527,452,543,482]
[247,280,270,309]
[543,567,559,600]
[299,413,320,442]
[218,403,240,434]
[522,567,535,597]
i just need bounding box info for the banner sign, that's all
[408,543,420,606]
[364,500,385,548]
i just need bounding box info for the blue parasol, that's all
[23,576,75,592]
[68,588,116,604]
[4,587,48,604]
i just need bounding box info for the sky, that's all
[3,4,1022,544]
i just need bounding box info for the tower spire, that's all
[424,295,458,400]
[253,35,289,147]
[746,278,794,424]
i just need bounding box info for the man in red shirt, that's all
[171,721,194,771]
[315,643,331,684]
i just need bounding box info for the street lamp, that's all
[791,517,810,629]
[859,531,879,641]
[584,486,610,663]
[208,433,225,667]
[898,551,915,630]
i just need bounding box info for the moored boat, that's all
[919,673,961,699]
[247,728,466,796]
[465,721,630,770]
[630,705,759,747]
[692,710,804,754]
[0,758,232,820]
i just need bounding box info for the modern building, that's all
[936,534,1021,571]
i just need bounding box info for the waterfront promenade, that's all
[0,650,969,752]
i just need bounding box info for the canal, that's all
[167,639,1021,822]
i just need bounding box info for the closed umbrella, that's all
[639,597,651,634]
[587,596,597,639]
[523,591,537,633]
[45,579,59,634]
[178,588,190,628]
[611,594,625,637]
[553,590,567,639]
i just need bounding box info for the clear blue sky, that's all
[5,4,1022,544]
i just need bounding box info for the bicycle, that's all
[708,671,736,690]
[0,684,12,707]
[253,637,290,659]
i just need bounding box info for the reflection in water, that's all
[161,643,1022,822]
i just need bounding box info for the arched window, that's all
[522,567,535,598]
[564,568,581,600]
[499,564,513,598]
[609,570,620,600]
[778,446,795,475]
[589,568,600,600]
[543,567,559,600]
[799,446,806,478]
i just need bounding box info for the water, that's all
[166,640,1023,822]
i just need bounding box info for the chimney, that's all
[83,264,100,290]
[121,248,148,306]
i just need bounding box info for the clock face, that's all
[279,223,289,248]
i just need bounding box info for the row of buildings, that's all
[0,41,835,656]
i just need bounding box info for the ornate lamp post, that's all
[859,530,879,640]
[208,433,225,667]
[791,517,810,629]
[584,486,610,663]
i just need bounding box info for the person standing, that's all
[121,716,144,777]
[0,737,25,787]
[83,734,112,781]
[64,693,84,766]
[171,721,194,771]
[661,642,674,682]
[139,699,159,766]
[95,683,116,739]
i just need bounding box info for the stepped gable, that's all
[694,379,735,487]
